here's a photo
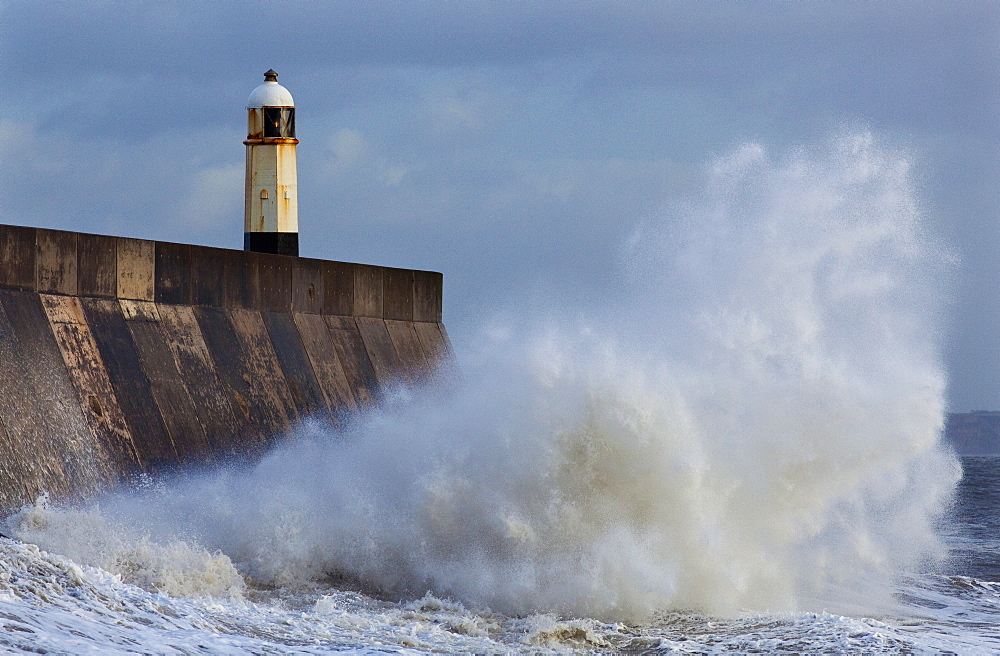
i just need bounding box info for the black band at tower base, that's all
[244,232,299,256]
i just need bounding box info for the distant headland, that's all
[946,412,1000,456]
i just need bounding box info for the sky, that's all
[0,1,997,411]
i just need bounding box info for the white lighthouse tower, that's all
[244,69,299,256]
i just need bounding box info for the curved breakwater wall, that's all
[0,224,450,511]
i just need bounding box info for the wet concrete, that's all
[0,225,450,510]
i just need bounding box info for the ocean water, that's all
[0,458,995,654]
[2,133,997,653]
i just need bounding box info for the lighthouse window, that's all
[263,107,295,138]
[263,108,280,137]
[260,189,269,199]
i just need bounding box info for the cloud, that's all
[325,129,369,175]
[175,163,244,236]
[0,0,998,408]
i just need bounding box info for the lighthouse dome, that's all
[246,69,294,108]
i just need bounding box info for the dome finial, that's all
[264,69,278,82]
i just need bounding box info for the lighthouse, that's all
[244,69,299,256]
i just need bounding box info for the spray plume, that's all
[11,133,959,621]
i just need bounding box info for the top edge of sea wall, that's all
[0,224,442,322]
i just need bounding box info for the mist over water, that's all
[11,133,960,622]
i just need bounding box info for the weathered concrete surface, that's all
[0,225,450,510]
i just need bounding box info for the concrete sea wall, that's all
[0,224,451,510]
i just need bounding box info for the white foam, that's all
[6,496,246,599]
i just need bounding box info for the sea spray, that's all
[10,133,960,621]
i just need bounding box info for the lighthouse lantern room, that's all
[244,69,299,256]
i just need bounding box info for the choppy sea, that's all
[0,456,993,654]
